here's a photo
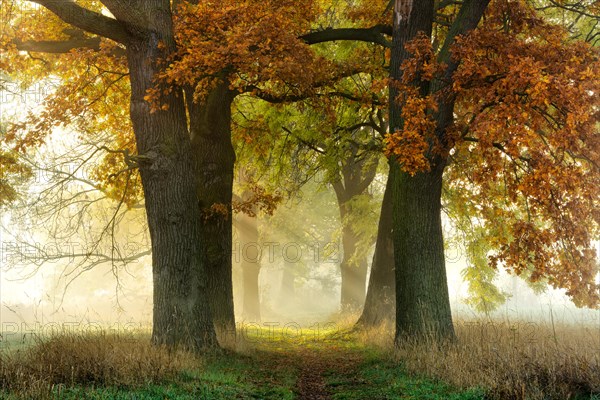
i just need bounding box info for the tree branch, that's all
[355,158,379,195]
[537,0,600,21]
[433,0,491,142]
[436,0,463,10]
[251,88,381,105]
[29,0,129,44]
[281,127,326,155]
[100,0,151,34]
[13,37,126,57]
[300,24,392,47]
[437,0,491,66]
[14,36,100,53]
[463,136,530,164]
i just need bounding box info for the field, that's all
[0,319,598,399]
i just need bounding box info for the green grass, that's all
[326,355,486,400]
[1,349,296,400]
[4,326,588,399]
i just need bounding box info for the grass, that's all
[324,347,486,400]
[0,331,297,399]
[358,318,600,400]
[0,319,598,399]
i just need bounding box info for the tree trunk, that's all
[339,225,369,312]
[357,167,395,328]
[238,211,261,322]
[392,163,454,340]
[189,80,236,345]
[389,0,455,342]
[331,144,378,313]
[279,263,296,307]
[126,12,217,350]
[242,264,261,321]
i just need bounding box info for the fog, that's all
[0,81,597,339]
[1,179,598,334]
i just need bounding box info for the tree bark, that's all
[189,80,237,345]
[356,166,395,328]
[392,162,455,340]
[388,0,455,342]
[125,2,218,350]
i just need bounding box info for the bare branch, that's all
[13,36,127,56]
[300,24,392,47]
[28,0,129,44]
[14,36,98,52]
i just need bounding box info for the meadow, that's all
[0,318,598,399]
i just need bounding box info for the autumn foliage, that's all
[149,0,335,103]
[0,0,598,308]
[449,1,599,307]
[384,33,447,174]
[383,0,600,307]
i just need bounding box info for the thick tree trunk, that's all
[238,211,261,322]
[189,81,236,345]
[387,0,489,342]
[339,225,369,312]
[392,163,454,340]
[126,7,217,350]
[389,0,455,342]
[356,167,395,328]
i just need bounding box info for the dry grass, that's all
[0,332,197,399]
[359,318,600,400]
[1,318,598,399]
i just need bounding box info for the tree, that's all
[384,0,490,341]
[446,0,600,308]
[3,0,221,350]
[358,0,600,327]
[332,147,378,312]
[385,0,599,342]
[262,102,383,312]
[235,196,262,322]
[2,0,392,348]
[231,168,282,322]
[260,177,341,316]
[356,167,395,327]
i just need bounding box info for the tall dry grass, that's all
[359,318,600,399]
[0,332,197,399]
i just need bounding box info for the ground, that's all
[0,326,483,399]
[1,324,598,399]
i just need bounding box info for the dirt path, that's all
[248,330,366,399]
[288,344,364,399]
[293,349,333,400]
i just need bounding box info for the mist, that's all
[1,168,597,332]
